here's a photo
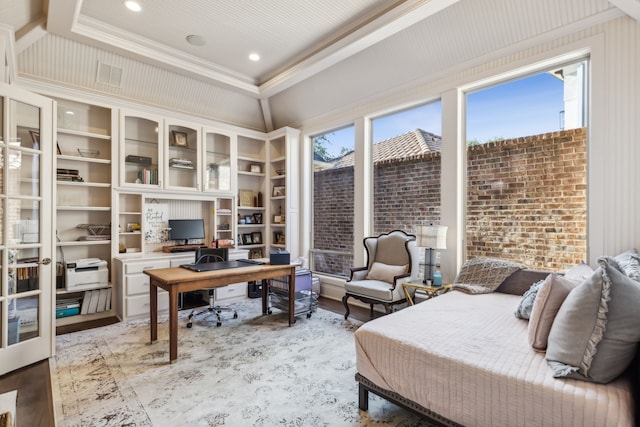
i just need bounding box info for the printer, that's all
[66,258,109,291]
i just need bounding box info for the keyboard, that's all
[237,259,265,265]
[169,246,206,253]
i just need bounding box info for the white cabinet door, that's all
[0,83,54,375]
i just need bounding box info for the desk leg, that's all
[262,279,268,315]
[150,279,158,343]
[169,290,179,363]
[288,268,296,326]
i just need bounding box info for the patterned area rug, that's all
[51,299,433,426]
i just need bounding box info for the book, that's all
[56,307,80,318]
[96,288,109,312]
[87,290,100,314]
[105,288,112,311]
[56,168,79,175]
[80,290,93,314]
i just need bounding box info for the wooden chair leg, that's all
[369,304,374,318]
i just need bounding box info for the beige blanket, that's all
[354,291,633,427]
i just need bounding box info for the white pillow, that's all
[366,262,408,284]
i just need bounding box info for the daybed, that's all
[354,262,640,427]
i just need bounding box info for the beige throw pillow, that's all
[366,262,408,284]
[528,274,578,351]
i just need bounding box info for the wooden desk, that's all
[144,263,298,363]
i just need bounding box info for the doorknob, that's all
[39,258,51,265]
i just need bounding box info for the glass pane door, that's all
[0,84,53,375]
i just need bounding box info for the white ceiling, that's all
[1,0,633,132]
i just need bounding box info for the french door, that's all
[0,83,53,375]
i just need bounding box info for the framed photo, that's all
[273,215,282,224]
[29,131,40,148]
[243,233,253,245]
[249,248,263,259]
[239,189,254,207]
[252,213,263,224]
[251,231,262,244]
[250,164,261,173]
[171,130,188,147]
[272,185,286,197]
[244,215,253,224]
[273,231,285,245]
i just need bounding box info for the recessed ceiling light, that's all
[124,1,142,12]
[65,110,75,115]
[186,35,206,46]
[249,53,260,62]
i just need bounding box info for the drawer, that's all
[126,273,150,296]
[215,283,246,301]
[124,259,170,274]
[170,257,193,267]
[125,290,169,318]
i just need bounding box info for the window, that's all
[371,101,442,236]
[311,126,355,277]
[465,61,588,269]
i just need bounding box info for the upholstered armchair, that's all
[343,230,417,319]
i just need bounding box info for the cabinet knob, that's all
[39,258,52,265]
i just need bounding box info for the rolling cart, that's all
[267,268,317,318]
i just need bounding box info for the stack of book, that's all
[56,168,84,182]
[169,158,194,169]
[56,297,82,318]
[137,168,158,184]
[79,288,112,315]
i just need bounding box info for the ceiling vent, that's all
[96,61,123,87]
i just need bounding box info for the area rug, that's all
[51,299,433,426]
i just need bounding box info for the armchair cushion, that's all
[345,279,397,302]
[366,262,409,284]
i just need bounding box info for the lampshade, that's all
[418,225,447,249]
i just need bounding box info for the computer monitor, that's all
[168,219,205,246]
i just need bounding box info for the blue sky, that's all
[317,71,565,159]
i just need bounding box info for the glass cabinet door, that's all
[0,84,54,375]
[121,112,162,187]
[166,123,199,191]
[203,130,231,192]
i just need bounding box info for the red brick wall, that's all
[312,128,587,275]
[466,128,587,270]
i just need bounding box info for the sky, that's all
[316,71,565,160]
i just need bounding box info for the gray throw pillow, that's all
[546,257,640,383]
[514,279,544,320]
[614,249,640,282]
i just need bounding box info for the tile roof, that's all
[329,129,441,169]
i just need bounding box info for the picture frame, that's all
[251,231,262,244]
[252,213,263,224]
[242,233,253,245]
[56,143,62,155]
[249,248,263,259]
[272,185,286,197]
[244,215,253,224]
[29,131,40,148]
[273,215,282,224]
[273,231,285,245]
[171,130,188,147]
[239,189,254,207]
[249,164,261,173]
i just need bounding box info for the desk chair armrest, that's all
[348,267,368,282]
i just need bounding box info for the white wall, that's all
[299,16,640,284]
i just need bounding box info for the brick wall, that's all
[466,128,587,270]
[312,128,587,275]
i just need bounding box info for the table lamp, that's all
[418,224,447,284]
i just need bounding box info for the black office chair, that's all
[186,248,238,328]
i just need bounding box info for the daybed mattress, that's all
[354,291,634,427]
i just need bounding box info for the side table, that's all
[402,281,452,306]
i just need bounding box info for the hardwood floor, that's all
[0,297,376,426]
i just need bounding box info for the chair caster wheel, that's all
[216,322,222,327]
[186,322,192,328]
[267,309,272,315]
[233,313,238,319]
[307,313,312,318]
